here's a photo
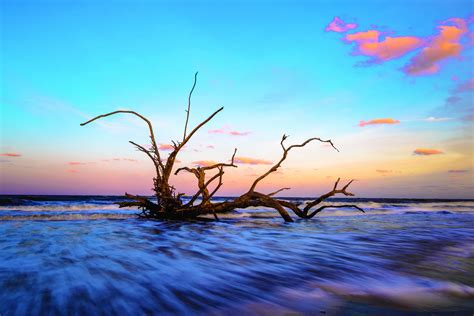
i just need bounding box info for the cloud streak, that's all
[376,169,392,174]
[413,148,444,155]
[158,144,174,151]
[192,160,218,167]
[234,156,273,165]
[67,161,87,165]
[423,117,452,122]
[448,169,469,173]
[359,118,400,127]
[208,127,251,136]
[0,153,21,157]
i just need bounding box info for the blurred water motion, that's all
[0,196,473,314]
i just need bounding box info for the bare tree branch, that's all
[201,148,238,171]
[81,110,163,169]
[176,148,238,207]
[129,141,164,178]
[185,171,222,206]
[162,107,224,184]
[307,204,365,218]
[183,72,198,141]
[303,178,356,214]
[248,135,339,193]
[206,166,224,203]
[268,187,291,197]
[178,107,224,152]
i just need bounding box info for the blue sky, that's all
[1,0,473,198]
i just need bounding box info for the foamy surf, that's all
[1,196,474,221]
[1,199,473,314]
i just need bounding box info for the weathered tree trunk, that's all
[80,73,364,222]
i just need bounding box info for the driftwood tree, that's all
[81,73,364,222]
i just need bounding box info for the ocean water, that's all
[0,196,473,315]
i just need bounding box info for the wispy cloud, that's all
[325,16,357,33]
[454,77,474,93]
[67,161,87,165]
[158,144,174,151]
[234,156,273,165]
[413,148,444,155]
[101,158,139,163]
[376,169,402,175]
[403,18,468,75]
[0,153,21,157]
[66,169,79,173]
[448,169,469,173]
[423,117,452,122]
[359,118,400,127]
[442,77,474,119]
[208,126,251,136]
[445,95,462,105]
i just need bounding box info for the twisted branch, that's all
[307,204,365,218]
[303,178,355,215]
[248,134,338,193]
[268,187,290,197]
[176,148,238,207]
[80,110,163,173]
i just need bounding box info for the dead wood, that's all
[81,73,364,222]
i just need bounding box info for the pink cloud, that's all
[359,118,400,127]
[234,156,273,165]
[206,145,215,149]
[192,160,218,167]
[208,127,251,136]
[346,30,379,43]
[413,148,444,156]
[0,153,21,157]
[403,18,468,75]
[67,161,87,165]
[158,144,174,151]
[325,17,358,33]
[345,30,423,62]
[229,131,252,136]
[66,169,78,173]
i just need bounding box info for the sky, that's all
[1,0,473,198]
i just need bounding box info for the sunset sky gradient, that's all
[1,0,473,198]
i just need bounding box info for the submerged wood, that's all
[81,73,364,222]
